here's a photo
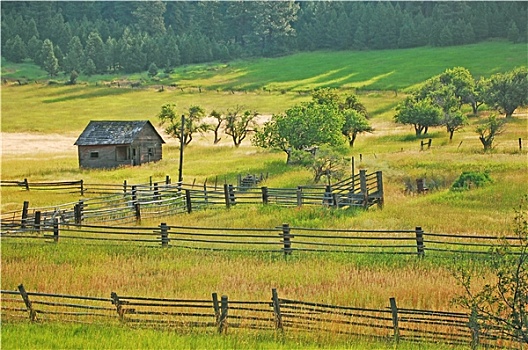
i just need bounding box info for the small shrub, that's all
[450,171,492,190]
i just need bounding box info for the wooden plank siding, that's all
[75,121,164,169]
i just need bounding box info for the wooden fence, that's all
[1,171,384,227]
[1,222,523,257]
[1,285,517,348]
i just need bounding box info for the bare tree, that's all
[224,106,259,147]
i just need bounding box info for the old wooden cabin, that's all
[74,120,165,168]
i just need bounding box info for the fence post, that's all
[218,295,228,334]
[281,223,292,255]
[166,175,171,185]
[18,284,37,322]
[185,190,192,213]
[469,305,480,350]
[223,184,231,208]
[131,185,137,202]
[359,169,368,208]
[389,297,400,343]
[428,138,432,149]
[80,179,84,196]
[212,293,220,326]
[519,138,523,152]
[53,218,59,242]
[297,186,302,207]
[261,187,269,205]
[21,201,29,229]
[228,185,236,205]
[376,171,384,209]
[415,226,425,257]
[123,180,127,195]
[134,203,141,223]
[160,222,169,247]
[23,178,29,191]
[74,200,84,224]
[34,211,41,232]
[110,292,125,322]
[154,183,160,202]
[203,183,209,205]
[271,288,283,331]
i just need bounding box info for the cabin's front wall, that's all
[78,145,125,168]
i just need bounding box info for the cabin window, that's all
[148,148,154,156]
[90,151,99,158]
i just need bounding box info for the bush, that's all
[450,171,492,190]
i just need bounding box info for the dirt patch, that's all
[1,132,78,156]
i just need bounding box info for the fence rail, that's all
[1,285,517,348]
[1,222,523,257]
[1,171,383,226]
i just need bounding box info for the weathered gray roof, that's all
[74,120,165,146]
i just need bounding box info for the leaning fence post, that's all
[271,288,283,331]
[223,184,231,208]
[159,222,169,247]
[21,201,29,229]
[376,171,384,209]
[110,292,125,322]
[18,284,37,322]
[389,297,400,343]
[218,295,228,334]
[281,224,292,255]
[53,218,59,242]
[415,226,425,257]
[212,293,220,326]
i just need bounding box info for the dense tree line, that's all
[2,1,526,76]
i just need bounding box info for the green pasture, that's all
[1,42,527,348]
[1,323,466,350]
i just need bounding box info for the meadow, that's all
[1,41,527,348]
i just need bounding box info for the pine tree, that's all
[85,30,106,73]
[5,35,27,63]
[64,36,85,74]
[42,39,59,77]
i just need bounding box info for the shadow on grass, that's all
[378,131,443,143]
[42,87,132,103]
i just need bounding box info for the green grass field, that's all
[1,41,527,348]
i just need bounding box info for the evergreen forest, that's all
[2,1,527,77]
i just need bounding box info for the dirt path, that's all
[1,132,78,156]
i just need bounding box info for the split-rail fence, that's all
[1,222,523,258]
[1,170,383,227]
[1,285,518,348]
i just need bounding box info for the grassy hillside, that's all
[2,41,526,92]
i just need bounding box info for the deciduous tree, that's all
[484,67,528,118]
[224,106,259,147]
[394,96,443,136]
[476,115,505,151]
